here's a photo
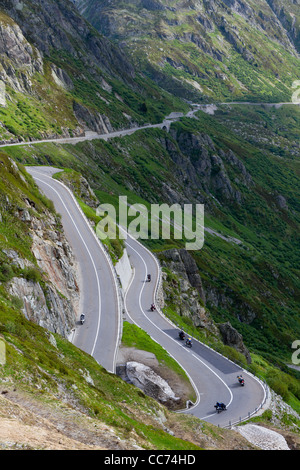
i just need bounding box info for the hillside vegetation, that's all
[0,0,186,143]
[74,0,300,102]
[5,104,300,412]
[0,0,299,451]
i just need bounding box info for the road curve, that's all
[123,233,268,428]
[26,166,267,428]
[26,166,121,374]
[1,102,298,150]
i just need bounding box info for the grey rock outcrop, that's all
[124,361,180,405]
[0,16,43,94]
[163,248,206,302]
[159,248,218,334]
[219,322,252,364]
[8,277,76,338]
[73,102,114,135]
[6,209,79,338]
[164,130,250,206]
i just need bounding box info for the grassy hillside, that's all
[0,150,263,450]
[6,107,300,364]
[74,0,300,102]
[1,110,300,446]
[0,3,187,143]
[0,0,299,451]
[5,105,300,382]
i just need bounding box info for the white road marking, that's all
[124,237,235,415]
[28,171,104,364]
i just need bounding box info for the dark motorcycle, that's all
[147,274,151,282]
[237,376,245,386]
[179,331,185,341]
[214,402,227,413]
[80,314,85,325]
[150,304,156,312]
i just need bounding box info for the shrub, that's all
[22,267,42,283]
[268,377,289,401]
[0,263,14,282]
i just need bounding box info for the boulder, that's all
[219,322,252,364]
[125,361,180,405]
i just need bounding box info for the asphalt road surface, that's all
[26,166,267,428]
[123,234,267,428]
[26,166,121,374]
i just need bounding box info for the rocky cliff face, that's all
[160,126,253,208]
[1,0,135,81]
[7,209,79,338]
[0,155,79,338]
[74,0,300,101]
[0,0,182,143]
[159,248,218,334]
[159,248,252,362]
[0,12,43,95]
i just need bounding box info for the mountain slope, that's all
[7,104,300,368]
[0,0,187,143]
[73,0,300,102]
[0,152,263,450]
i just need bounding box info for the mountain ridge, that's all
[73,0,300,102]
[0,0,300,451]
[0,0,187,143]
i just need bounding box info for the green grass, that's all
[0,302,202,449]
[5,113,300,365]
[83,1,300,103]
[3,102,300,415]
[0,152,205,449]
[122,321,195,392]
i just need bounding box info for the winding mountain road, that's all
[26,165,267,427]
[3,101,298,150]
[21,103,272,427]
[123,233,267,427]
[26,166,121,374]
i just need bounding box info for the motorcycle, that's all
[80,314,85,325]
[185,338,192,348]
[150,304,156,312]
[147,274,151,282]
[179,331,185,341]
[237,376,245,386]
[214,402,227,413]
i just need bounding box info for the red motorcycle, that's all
[237,376,245,386]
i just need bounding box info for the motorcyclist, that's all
[186,337,192,347]
[179,330,185,340]
[237,375,244,385]
[215,402,226,410]
[150,303,156,311]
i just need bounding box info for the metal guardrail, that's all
[142,246,271,428]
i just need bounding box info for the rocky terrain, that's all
[0,155,79,338]
[0,0,186,143]
[159,248,252,364]
[0,0,299,453]
[7,211,79,338]
[74,0,300,102]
